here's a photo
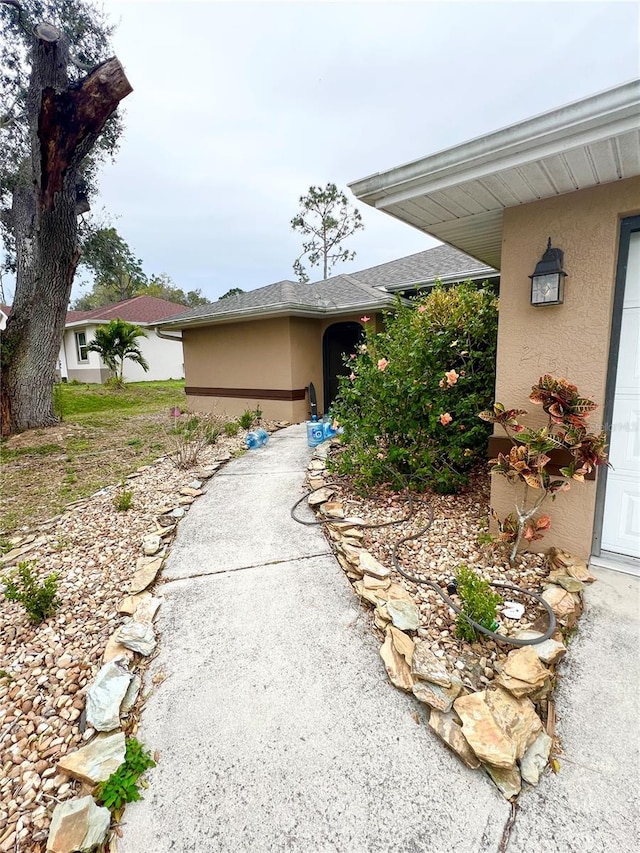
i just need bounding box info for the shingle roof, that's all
[160,244,498,328]
[65,295,188,326]
[350,244,495,291]
[161,276,398,327]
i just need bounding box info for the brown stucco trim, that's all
[487,436,596,481]
[185,386,307,401]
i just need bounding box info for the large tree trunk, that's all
[0,25,131,435]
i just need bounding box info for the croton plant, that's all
[479,375,609,563]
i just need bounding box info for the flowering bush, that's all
[330,283,498,493]
[480,375,609,562]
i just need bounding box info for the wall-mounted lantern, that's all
[529,238,566,306]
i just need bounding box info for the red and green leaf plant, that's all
[480,375,609,564]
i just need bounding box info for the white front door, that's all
[601,228,640,562]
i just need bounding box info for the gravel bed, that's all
[317,458,553,691]
[0,425,281,853]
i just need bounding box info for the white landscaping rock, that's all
[520,729,553,785]
[85,656,134,732]
[57,731,126,785]
[116,619,156,656]
[46,796,111,853]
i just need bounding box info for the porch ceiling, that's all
[349,80,640,270]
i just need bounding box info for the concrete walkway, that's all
[119,424,639,853]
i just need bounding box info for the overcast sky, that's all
[80,0,640,302]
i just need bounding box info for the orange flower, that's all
[349,372,355,381]
[360,315,370,323]
[417,305,427,313]
[445,369,459,387]
[377,358,389,371]
[439,412,453,426]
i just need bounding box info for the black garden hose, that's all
[291,481,558,647]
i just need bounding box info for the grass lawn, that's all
[0,380,187,533]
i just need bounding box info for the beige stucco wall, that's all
[183,311,377,423]
[492,176,640,558]
[183,317,296,420]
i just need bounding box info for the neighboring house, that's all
[350,79,640,572]
[158,246,497,423]
[61,295,186,383]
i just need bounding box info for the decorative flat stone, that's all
[514,630,567,666]
[46,796,111,853]
[429,708,481,770]
[86,657,133,732]
[358,551,389,579]
[363,574,391,590]
[388,626,414,665]
[142,534,162,556]
[320,501,344,518]
[412,643,451,687]
[542,584,582,624]
[380,628,414,692]
[483,686,542,759]
[496,646,551,699]
[187,479,203,489]
[170,507,186,519]
[118,590,154,616]
[58,731,126,785]
[520,729,553,785]
[413,675,462,712]
[551,575,585,594]
[102,633,134,665]
[129,557,163,595]
[116,619,156,656]
[387,598,420,631]
[180,486,203,497]
[120,674,141,715]
[483,763,522,800]
[132,594,161,624]
[453,692,516,769]
[548,547,597,582]
[307,487,335,506]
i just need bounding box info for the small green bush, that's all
[454,565,502,642]
[330,283,498,494]
[239,409,255,430]
[114,487,134,512]
[2,560,60,624]
[95,737,156,812]
[223,420,239,437]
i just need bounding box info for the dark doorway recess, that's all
[322,322,363,412]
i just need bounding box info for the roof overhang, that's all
[349,80,640,270]
[381,268,499,294]
[159,297,402,330]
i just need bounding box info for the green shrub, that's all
[95,737,156,812]
[2,560,60,624]
[454,565,502,642]
[331,283,498,493]
[114,487,134,512]
[239,409,255,430]
[223,420,239,437]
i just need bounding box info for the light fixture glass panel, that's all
[531,272,560,305]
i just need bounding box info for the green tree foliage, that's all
[86,318,149,383]
[291,183,364,283]
[74,227,146,308]
[219,287,244,300]
[73,230,208,309]
[143,272,208,307]
[2,560,60,624]
[0,0,122,272]
[330,283,499,494]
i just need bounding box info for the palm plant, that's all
[86,319,149,385]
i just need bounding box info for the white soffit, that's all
[350,80,640,270]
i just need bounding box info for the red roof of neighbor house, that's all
[66,295,188,325]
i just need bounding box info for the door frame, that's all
[592,214,640,559]
[322,321,363,414]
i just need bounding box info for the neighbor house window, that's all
[75,331,89,362]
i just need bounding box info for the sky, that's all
[32,1,640,302]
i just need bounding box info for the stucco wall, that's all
[492,176,640,558]
[183,318,298,420]
[123,328,184,382]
